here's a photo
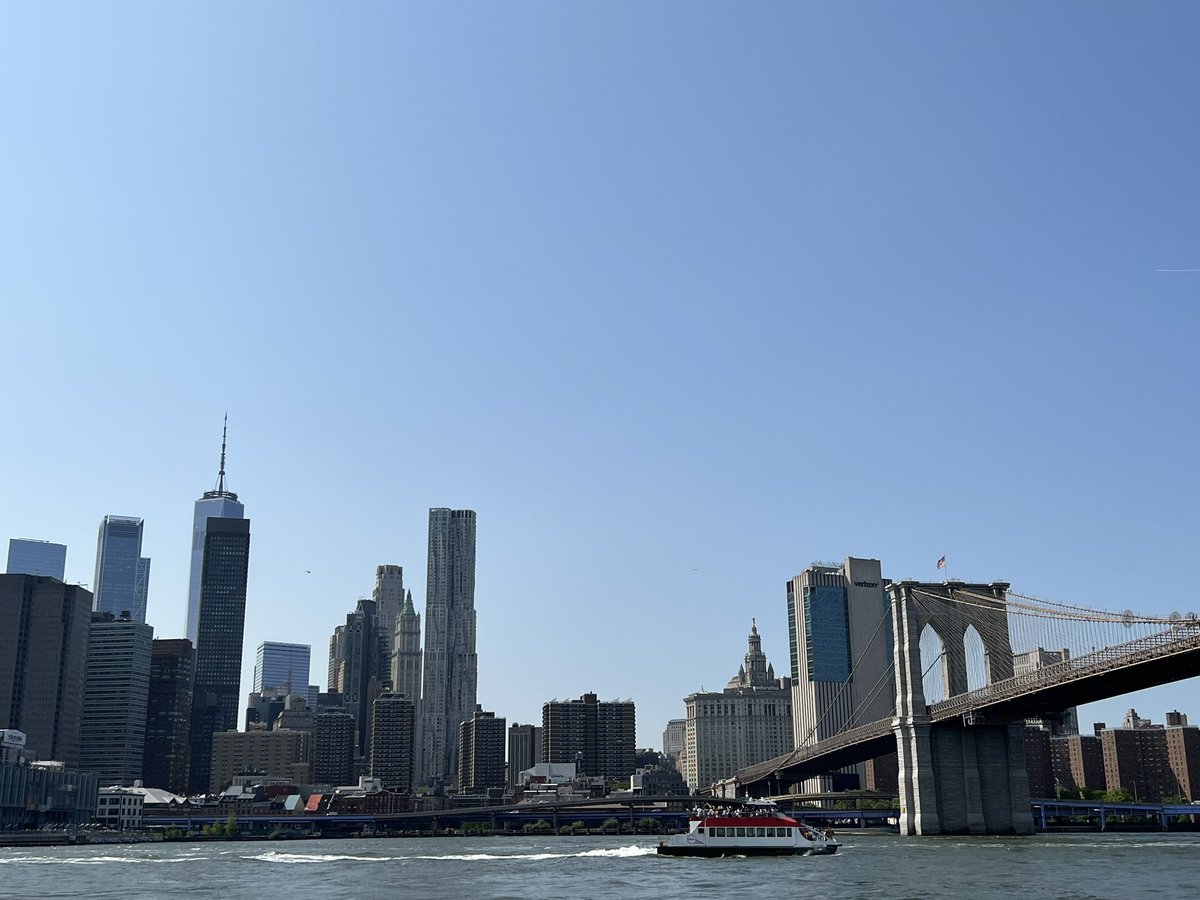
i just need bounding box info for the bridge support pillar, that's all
[894,717,941,835]
[894,719,1034,835]
[890,581,1035,836]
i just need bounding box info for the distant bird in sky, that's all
[305,570,312,574]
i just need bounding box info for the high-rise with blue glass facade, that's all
[185,420,251,794]
[253,642,311,693]
[188,516,251,794]
[93,516,151,623]
[6,539,67,580]
[184,422,245,645]
[786,556,894,792]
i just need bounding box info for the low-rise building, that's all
[0,757,98,830]
[95,786,144,829]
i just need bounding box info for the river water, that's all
[2,832,1196,899]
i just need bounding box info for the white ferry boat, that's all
[656,802,841,857]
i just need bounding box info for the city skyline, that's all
[3,5,1199,750]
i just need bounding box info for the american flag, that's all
[936,555,946,570]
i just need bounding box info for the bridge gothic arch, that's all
[918,623,948,704]
[963,624,987,692]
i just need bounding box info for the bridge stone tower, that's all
[889,580,1034,835]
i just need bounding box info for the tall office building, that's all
[334,599,390,757]
[419,508,477,787]
[373,565,405,654]
[786,557,894,792]
[369,693,416,792]
[253,642,311,694]
[188,516,251,794]
[0,575,92,765]
[662,719,686,762]
[507,723,542,792]
[185,420,245,644]
[6,539,66,580]
[143,639,193,795]
[542,692,636,779]
[459,706,506,793]
[328,625,346,693]
[683,621,794,791]
[79,611,153,785]
[93,516,151,623]
[391,591,422,702]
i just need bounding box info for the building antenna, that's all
[216,413,228,494]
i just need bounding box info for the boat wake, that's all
[0,855,197,865]
[246,851,391,863]
[245,845,657,864]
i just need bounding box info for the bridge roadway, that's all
[737,624,1200,793]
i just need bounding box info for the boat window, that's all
[766,827,776,837]
[736,827,746,837]
[756,827,765,837]
[784,827,792,837]
[715,827,725,837]
[697,828,705,834]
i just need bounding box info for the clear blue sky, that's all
[2,3,1198,748]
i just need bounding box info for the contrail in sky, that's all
[1155,268,1200,272]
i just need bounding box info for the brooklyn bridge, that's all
[731,580,1200,835]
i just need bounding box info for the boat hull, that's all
[656,843,838,857]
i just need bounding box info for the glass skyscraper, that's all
[93,516,151,623]
[253,641,311,693]
[185,419,252,794]
[6,539,67,580]
[185,495,244,645]
[185,418,245,644]
[188,516,251,794]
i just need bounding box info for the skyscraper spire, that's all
[203,414,238,501]
[188,415,245,643]
[216,413,228,494]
